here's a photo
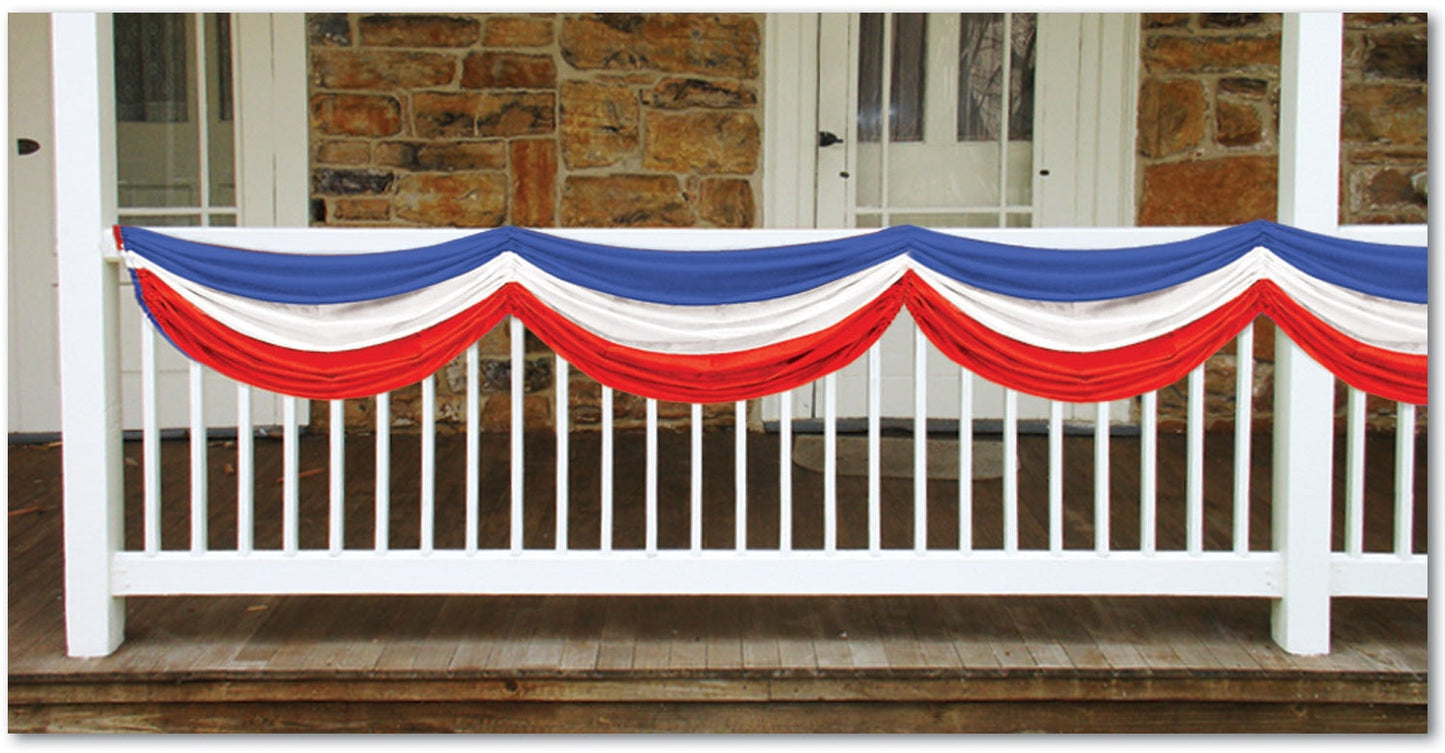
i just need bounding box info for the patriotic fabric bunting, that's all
[116,222,1427,405]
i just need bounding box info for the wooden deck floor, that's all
[8,430,1428,732]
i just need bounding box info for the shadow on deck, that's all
[8,429,1428,732]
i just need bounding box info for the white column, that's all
[54,12,124,657]
[1271,12,1342,656]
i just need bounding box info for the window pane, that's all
[857,13,926,143]
[857,14,883,142]
[114,14,188,123]
[207,14,236,207]
[889,14,926,142]
[1008,14,1037,142]
[957,13,1036,142]
[119,214,201,227]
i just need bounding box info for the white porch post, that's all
[53,12,124,656]
[1271,12,1342,656]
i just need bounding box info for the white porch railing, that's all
[51,12,1426,660]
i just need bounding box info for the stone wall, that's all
[1135,12,1426,432]
[305,13,762,433]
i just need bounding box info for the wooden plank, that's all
[667,597,710,671]
[630,596,673,672]
[1070,597,1149,671]
[9,698,1426,734]
[772,598,820,671]
[1001,598,1074,669]
[556,597,607,672]
[703,597,743,671]
[1038,597,1112,670]
[448,597,525,672]
[873,597,930,671]
[930,597,1005,670]
[740,596,782,671]
[389,596,471,672]
[1101,599,1188,671]
[484,595,545,671]
[595,596,639,672]
[518,596,575,671]
[804,597,854,671]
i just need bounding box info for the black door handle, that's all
[16,138,40,156]
[818,131,844,148]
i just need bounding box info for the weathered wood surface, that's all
[8,431,1428,732]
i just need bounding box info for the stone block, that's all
[1362,30,1427,81]
[307,13,352,47]
[310,93,402,137]
[375,141,507,172]
[312,168,396,195]
[329,197,392,222]
[312,49,457,90]
[1218,77,1269,97]
[461,52,557,89]
[314,140,371,165]
[483,16,555,47]
[1143,34,1280,73]
[412,92,479,138]
[644,77,758,109]
[559,14,760,78]
[559,80,639,169]
[1345,13,1428,28]
[1215,100,1264,147]
[509,139,558,227]
[480,393,553,432]
[393,172,507,226]
[1341,84,1427,145]
[1138,156,1278,226]
[697,178,755,228]
[562,174,694,227]
[643,111,759,174]
[1136,78,1206,158]
[1142,13,1191,29]
[1199,13,1267,29]
[358,15,479,47]
[476,92,556,137]
[481,356,553,393]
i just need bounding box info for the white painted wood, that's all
[600,386,614,553]
[735,401,748,552]
[555,356,569,552]
[1140,391,1158,555]
[1186,365,1205,556]
[779,391,794,553]
[1394,403,1415,557]
[824,373,838,553]
[465,344,479,555]
[142,320,161,555]
[1003,389,1019,553]
[1330,555,1428,598]
[958,367,973,553]
[1094,401,1110,555]
[690,403,703,552]
[1344,387,1366,558]
[236,385,253,555]
[54,11,125,657]
[762,13,819,229]
[282,395,298,555]
[328,400,344,555]
[112,550,1286,599]
[913,327,927,552]
[645,398,658,555]
[1272,12,1343,657]
[509,317,524,553]
[8,13,61,434]
[189,362,208,553]
[1233,323,1254,554]
[868,343,881,554]
[420,375,435,554]
[234,14,308,228]
[1048,400,1063,553]
[374,391,390,553]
